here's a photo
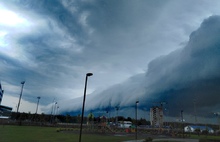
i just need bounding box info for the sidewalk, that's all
[122,140,144,142]
[123,138,199,142]
[153,138,199,142]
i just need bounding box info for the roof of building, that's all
[186,125,213,130]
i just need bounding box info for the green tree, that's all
[195,128,200,136]
[66,114,71,123]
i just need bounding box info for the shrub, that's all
[195,128,201,136]
[144,137,153,142]
[56,128,60,132]
[201,130,208,135]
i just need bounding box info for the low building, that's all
[0,82,12,118]
[118,121,132,128]
[184,125,214,134]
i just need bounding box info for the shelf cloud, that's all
[54,16,220,119]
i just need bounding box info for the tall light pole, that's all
[35,97,41,114]
[194,99,197,124]
[54,102,57,122]
[79,73,93,142]
[54,102,57,115]
[115,106,119,125]
[160,101,167,127]
[214,112,220,129]
[50,98,55,123]
[106,110,108,123]
[57,106,59,115]
[181,110,184,138]
[135,101,139,140]
[17,81,25,113]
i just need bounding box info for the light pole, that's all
[135,101,139,140]
[115,106,119,126]
[160,101,167,127]
[57,106,59,115]
[17,81,25,113]
[54,102,57,122]
[79,73,93,142]
[214,112,220,129]
[54,102,57,115]
[106,110,108,123]
[164,108,169,126]
[35,97,41,114]
[50,98,55,123]
[181,110,184,138]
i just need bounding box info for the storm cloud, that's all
[1,0,220,119]
[57,16,220,120]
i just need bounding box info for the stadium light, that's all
[35,96,41,114]
[135,101,139,140]
[181,110,184,138]
[16,81,25,113]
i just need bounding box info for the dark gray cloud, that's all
[57,16,220,122]
[1,0,220,116]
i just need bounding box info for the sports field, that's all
[2,125,220,142]
[0,125,133,142]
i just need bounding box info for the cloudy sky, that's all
[1,0,220,123]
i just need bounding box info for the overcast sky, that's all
[1,0,220,123]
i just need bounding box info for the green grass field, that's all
[190,134,220,142]
[2,125,220,142]
[0,125,133,142]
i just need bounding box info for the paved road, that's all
[123,138,199,142]
[153,138,199,142]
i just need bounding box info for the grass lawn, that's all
[0,125,133,142]
[190,134,220,141]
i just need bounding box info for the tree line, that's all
[9,112,150,125]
